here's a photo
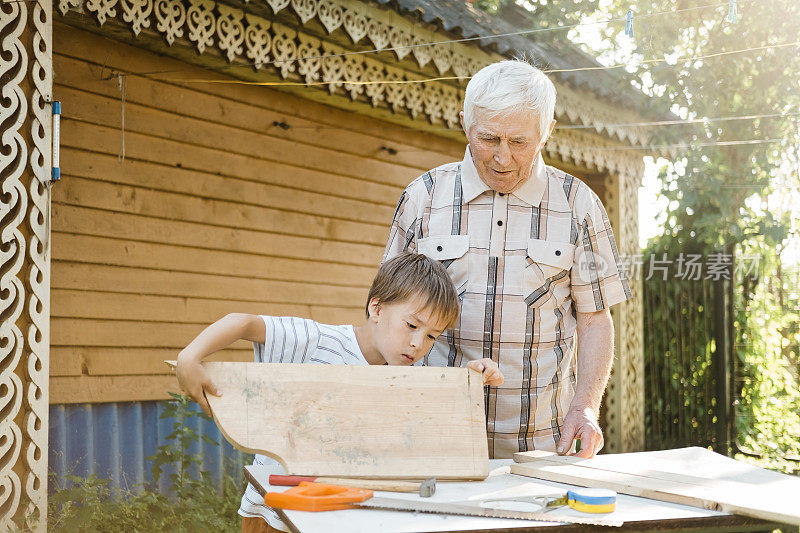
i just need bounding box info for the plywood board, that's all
[511,448,800,526]
[204,362,489,479]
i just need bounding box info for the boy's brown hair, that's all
[366,252,460,329]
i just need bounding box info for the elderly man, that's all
[383,60,631,459]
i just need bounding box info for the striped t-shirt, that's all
[237,316,368,529]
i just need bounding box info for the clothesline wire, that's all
[256,111,800,132]
[153,40,800,87]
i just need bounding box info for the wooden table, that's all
[244,460,780,533]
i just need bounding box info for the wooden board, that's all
[511,448,800,526]
[204,362,489,479]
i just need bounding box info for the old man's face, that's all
[462,107,551,194]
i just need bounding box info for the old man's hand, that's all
[557,406,604,458]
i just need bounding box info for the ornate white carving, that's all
[411,36,431,68]
[452,53,470,80]
[58,0,82,16]
[389,27,412,60]
[266,0,290,15]
[186,0,215,54]
[244,13,271,70]
[423,84,443,124]
[0,1,29,524]
[26,0,53,522]
[317,0,342,34]
[216,4,244,62]
[366,19,389,51]
[271,23,298,78]
[154,0,186,45]
[432,45,453,76]
[441,85,460,128]
[121,0,153,35]
[363,59,385,107]
[321,42,344,94]
[384,68,405,113]
[86,0,118,25]
[343,55,364,99]
[342,4,367,44]
[296,37,321,84]
[290,0,316,24]
[405,78,423,119]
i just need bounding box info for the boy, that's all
[176,252,503,533]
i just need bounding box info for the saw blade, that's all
[357,497,623,527]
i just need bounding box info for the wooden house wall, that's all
[51,24,611,405]
[50,24,465,403]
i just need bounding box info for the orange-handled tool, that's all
[264,482,373,512]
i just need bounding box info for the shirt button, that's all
[555,250,561,256]
[496,220,503,226]
[436,245,443,252]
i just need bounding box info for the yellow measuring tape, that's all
[564,488,617,514]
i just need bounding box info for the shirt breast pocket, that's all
[418,235,470,293]
[524,239,575,307]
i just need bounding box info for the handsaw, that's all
[356,496,624,527]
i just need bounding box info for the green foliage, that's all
[733,245,800,474]
[625,0,800,255]
[150,392,222,497]
[46,394,246,532]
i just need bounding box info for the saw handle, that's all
[264,482,373,512]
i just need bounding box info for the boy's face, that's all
[368,296,448,366]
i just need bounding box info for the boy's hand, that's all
[176,352,221,416]
[466,358,504,386]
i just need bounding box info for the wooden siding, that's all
[51,24,464,403]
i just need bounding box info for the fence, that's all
[642,270,734,453]
[49,400,251,494]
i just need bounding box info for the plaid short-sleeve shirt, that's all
[383,147,631,458]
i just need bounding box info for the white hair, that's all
[462,60,557,138]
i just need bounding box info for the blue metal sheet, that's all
[49,401,252,494]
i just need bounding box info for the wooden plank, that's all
[51,318,254,348]
[55,85,421,191]
[58,143,396,225]
[52,204,384,267]
[309,307,365,326]
[53,173,389,246]
[52,232,376,287]
[51,347,251,377]
[59,133,400,213]
[511,449,800,526]
[50,289,358,323]
[53,53,449,175]
[51,262,368,306]
[205,362,489,479]
[51,374,180,403]
[53,23,463,163]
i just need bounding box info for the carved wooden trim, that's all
[56,0,654,173]
[602,162,645,453]
[1,0,52,527]
[0,2,29,523]
[25,0,53,521]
